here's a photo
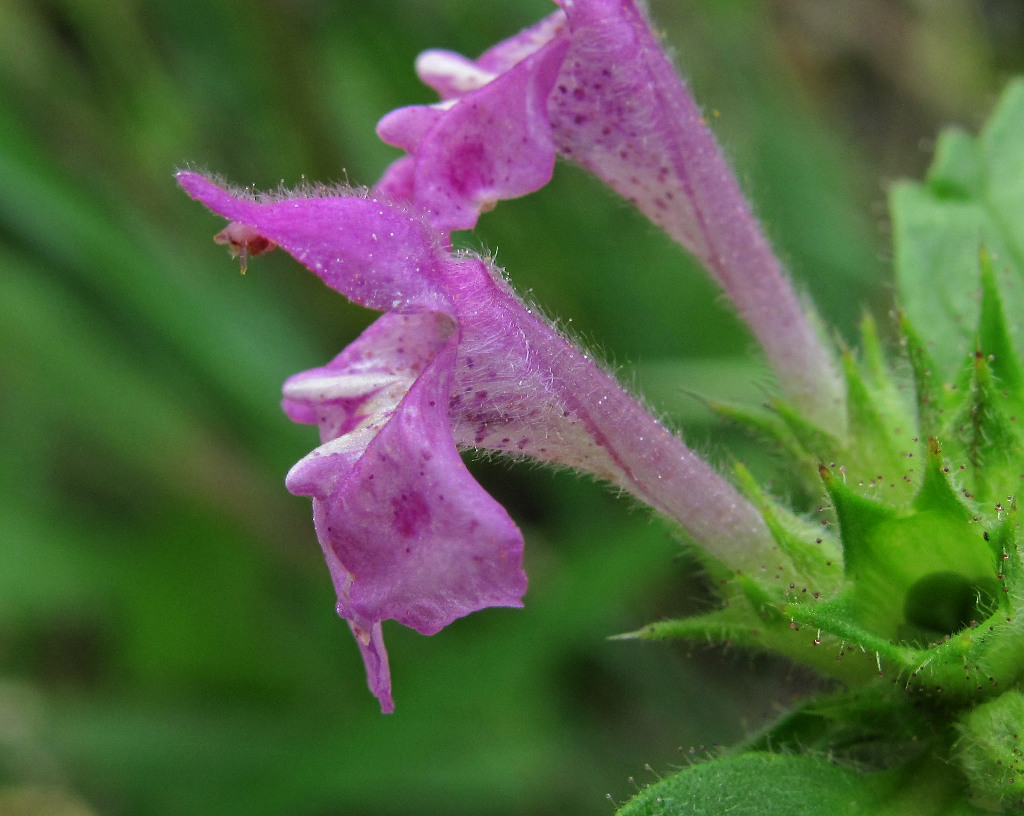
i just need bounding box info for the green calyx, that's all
[620,81,1024,810]
[821,439,997,645]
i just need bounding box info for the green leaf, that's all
[614,753,881,816]
[616,750,992,816]
[740,684,940,767]
[892,80,1024,384]
[955,690,1024,811]
[926,127,983,200]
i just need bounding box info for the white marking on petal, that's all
[415,49,497,94]
[283,373,406,403]
[291,426,380,469]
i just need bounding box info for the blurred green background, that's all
[1,0,1020,813]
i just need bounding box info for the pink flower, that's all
[376,0,844,430]
[178,170,771,711]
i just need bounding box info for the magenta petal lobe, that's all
[177,171,450,314]
[373,36,570,232]
[348,618,394,714]
[280,312,527,710]
[290,329,527,631]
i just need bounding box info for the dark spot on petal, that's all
[393,491,430,538]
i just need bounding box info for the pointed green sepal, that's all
[623,605,774,650]
[859,311,890,384]
[992,505,1024,611]
[702,397,814,470]
[840,346,915,495]
[898,310,945,441]
[772,399,842,461]
[953,343,1024,501]
[819,464,898,571]
[734,462,843,592]
[978,246,1024,394]
[912,438,973,521]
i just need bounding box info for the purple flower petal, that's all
[346,618,392,713]
[285,313,526,711]
[474,12,568,77]
[374,32,569,232]
[177,171,449,314]
[289,331,526,636]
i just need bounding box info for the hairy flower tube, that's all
[376,0,844,430]
[177,170,774,712]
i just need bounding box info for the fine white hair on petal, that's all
[175,165,369,205]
